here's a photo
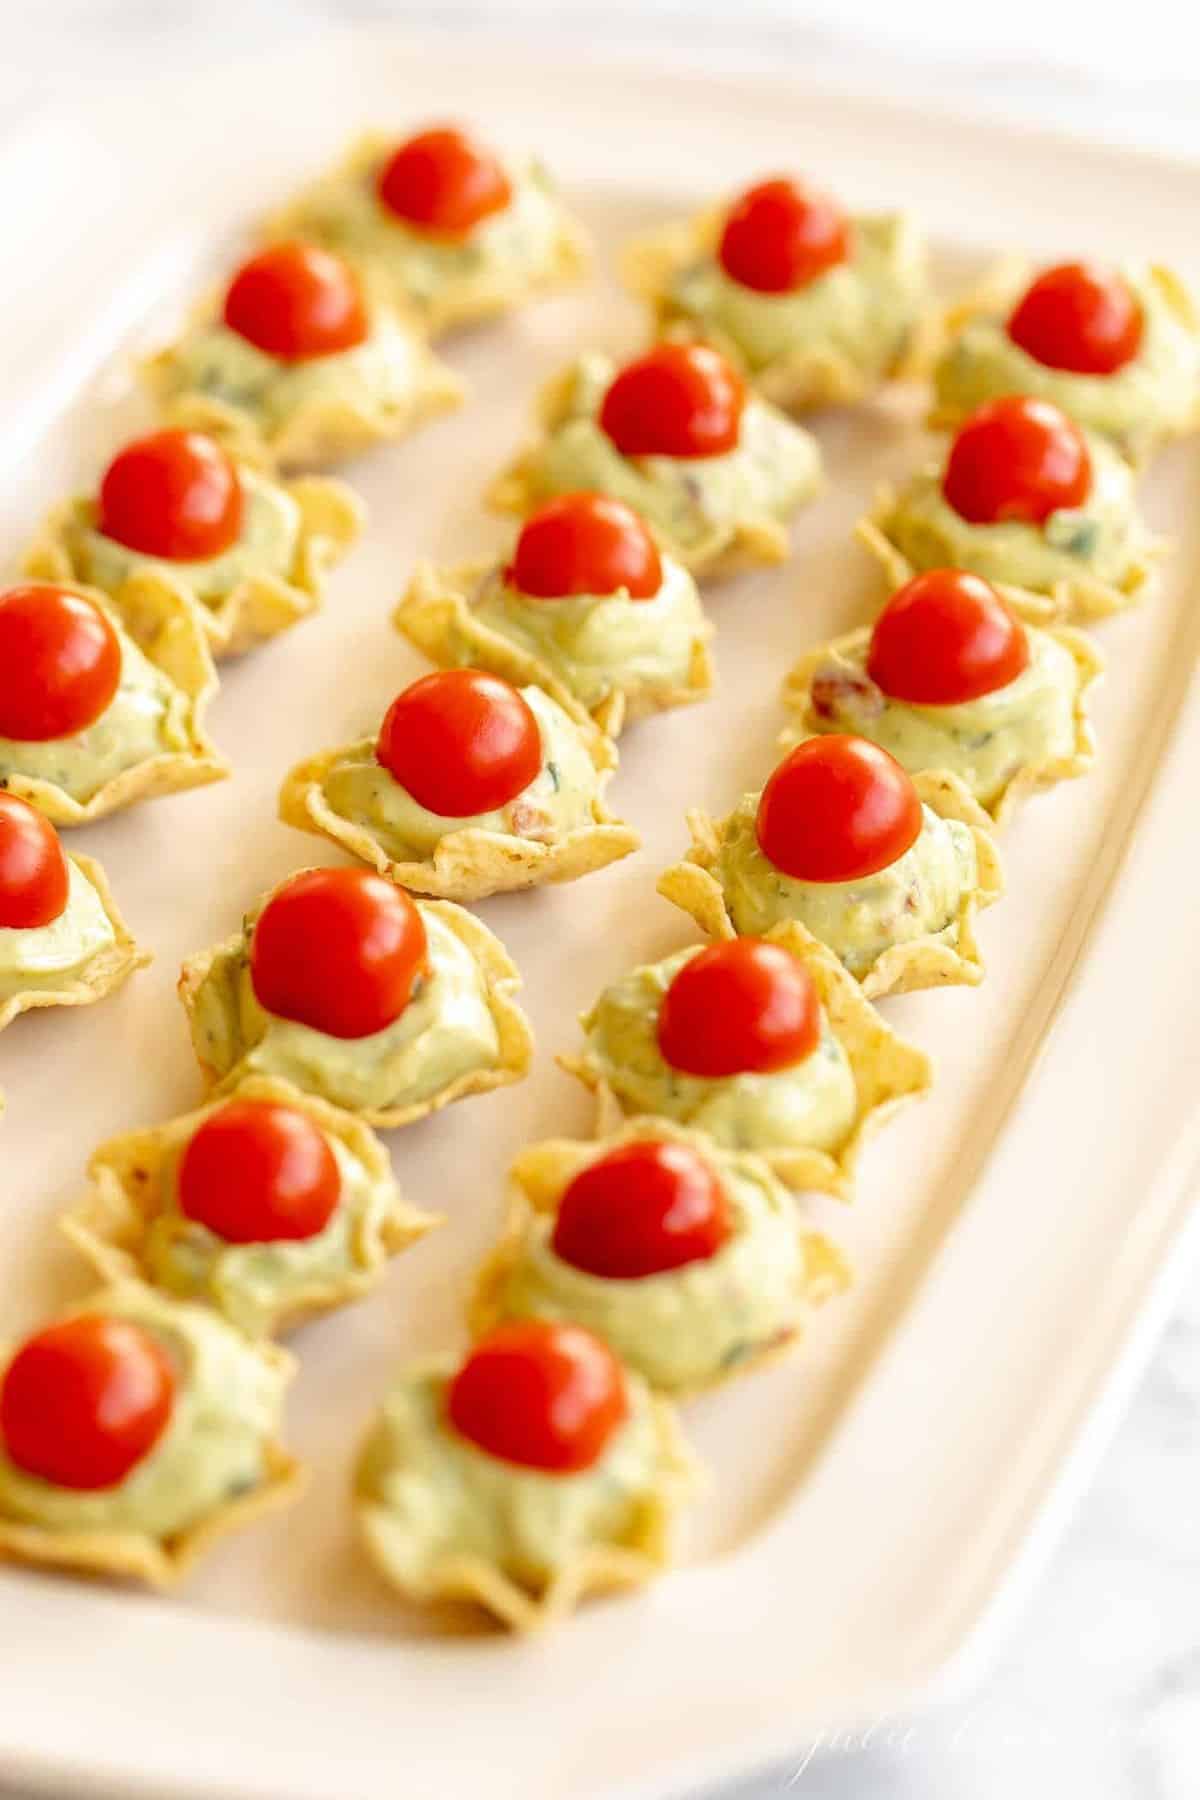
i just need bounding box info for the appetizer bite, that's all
[143,241,464,470]
[660,735,1001,997]
[179,867,532,1128]
[860,396,1158,622]
[0,579,225,825]
[279,667,639,900]
[0,1283,301,1586]
[562,930,931,1194]
[931,260,1200,460]
[622,174,929,411]
[471,1120,848,1396]
[66,1079,437,1340]
[264,124,589,337]
[489,344,823,578]
[355,1320,697,1631]
[782,571,1102,825]
[396,492,714,738]
[0,793,147,1059]
[26,428,364,658]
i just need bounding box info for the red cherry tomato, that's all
[1008,261,1143,376]
[377,669,541,817]
[0,792,70,928]
[509,493,663,600]
[377,125,512,237]
[942,395,1091,527]
[178,1098,341,1244]
[250,867,428,1041]
[867,568,1030,705]
[0,584,121,742]
[718,175,851,294]
[446,1321,627,1474]
[223,240,368,360]
[552,1139,731,1278]
[97,429,243,561]
[599,343,745,459]
[0,1315,175,1490]
[756,735,923,883]
[657,938,820,1078]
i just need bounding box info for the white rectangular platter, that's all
[1,30,1199,1800]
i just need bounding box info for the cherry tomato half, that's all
[377,669,541,817]
[756,735,923,883]
[1008,261,1143,376]
[718,175,851,294]
[942,395,1091,527]
[599,343,745,459]
[0,1315,175,1490]
[0,793,69,929]
[223,241,368,360]
[0,583,121,742]
[657,938,820,1078]
[250,867,428,1041]
[867,568,1030,705]
[552,1138,731,1278]
[446,1320,627,1474]
[178,1098,341,1244]
[97,429,243,561]
[509,492,663,600]
[377,125,512,237]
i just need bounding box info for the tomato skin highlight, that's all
[510,493,663,600]
[867,568,1030,705]
[376,669,542,817]
[0,583,122,742]
[446,1321,628,1474]
[376,125,512,237]
[757,736,923,883]
[942,395,1092,527]
[1007,261,1143,376]
[599,343,745,459]
[178,1099,341,1244]
[552,1139,731,1278]
[718,176,851,294]
[250,867,429,1041]
[97,429,243,561]
[0,792,70,928]
[657,938,820,1078]
[223,241,368,360]
[0,1316,175,1490]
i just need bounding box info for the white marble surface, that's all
[2,8,1200,1800]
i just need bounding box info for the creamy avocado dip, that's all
[804,626,1080,809]
[0,1286,286,1538]
[159,311,424,437]
[319,686,599,859]
[882,428,1139,595]
[144,1133,395,1338]
[0,859,116,997]
[712,798,978,977]
[582,946,857,1155]
[294,159,569,315]
[357,1353,665,1588]
[73,468,300,609]
[530,353,822,553]
[0,617,193,803]
[197,905,501,1114]
[667,214,924,378]
[487,1153,803,1392]
[933,268,1200,453]
[468,555,706,714]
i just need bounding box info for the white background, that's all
[2,7,1200,1800]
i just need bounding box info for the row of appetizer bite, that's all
[0,121,595,1610]
[0,127,1195,1631]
